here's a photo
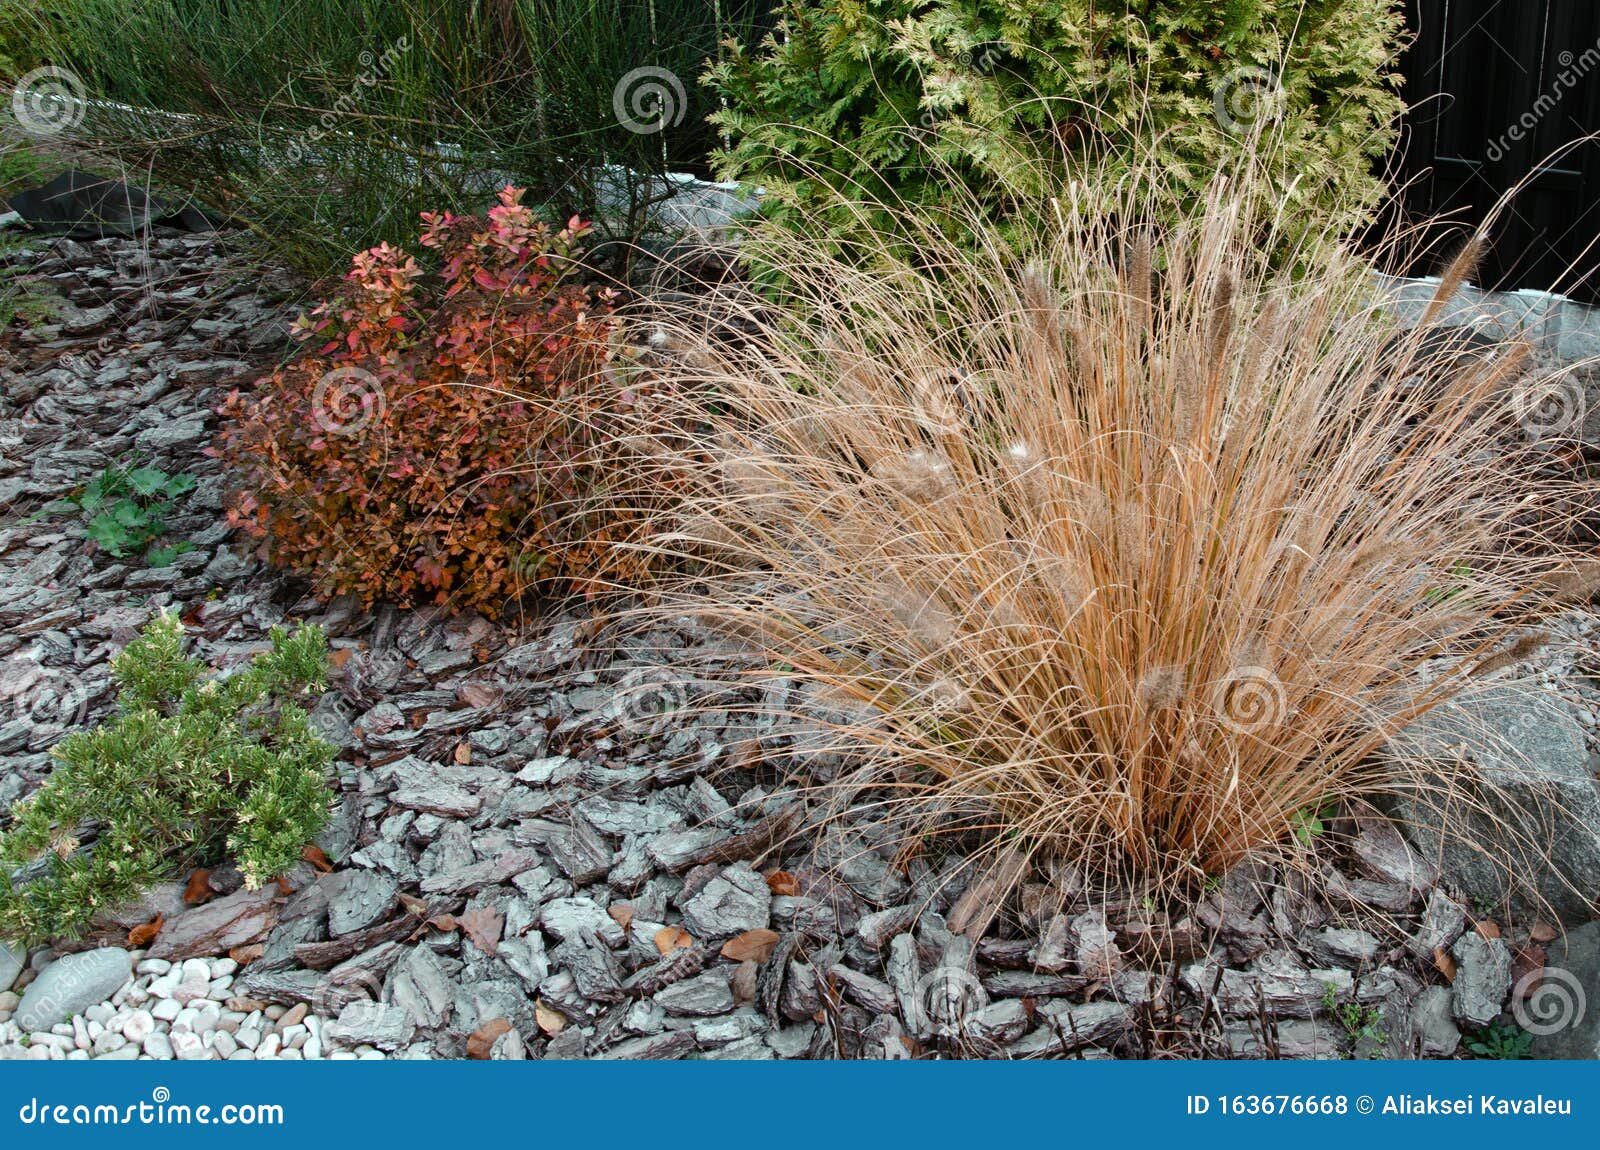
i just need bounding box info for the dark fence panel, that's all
[1399,0,1600,300]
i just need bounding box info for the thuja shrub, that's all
[636,146,1591,913]
[216,186,657,615]
[710,0,1406,252]
[0,613,335,944]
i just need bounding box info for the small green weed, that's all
[64,461,197,563]
[1466,1020,1533,1060]
[1323,983,1387,1056]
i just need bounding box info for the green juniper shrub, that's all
[709,0,1407,257]
[0,612,337,945]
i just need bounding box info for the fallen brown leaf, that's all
[720,928,780,964]
[458,906,504,957]
[1433,946,1458,983]
[428,914,458,933]
[730,960,759,1003]
[183,868,215,906]
[301,844,333,873]
[765,870,799,897]
[466,1018,514,1059]
[227,944,264,966]
[453,742,472,765]
[535,1000,566,1035]
[1530,921,1559,944]
[608,904,636,931]
[1475,920,1502,940]
[1511,944,1547,999]
[654,925,694,955]
[397,893,428,917]
[457,680,503,710]
[127,915,164,948]
[328,648,354,669]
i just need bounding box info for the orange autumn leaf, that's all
[535,1000,566,1035]
[228,944,264,966]
[183,868,215,906]
[453,742,473,765]
[765,871,800,897]
[1475,920,1502,940]
[1530,921,1558,944]
[301,844,334,873]
[1433,946,1458,983]
[328,648,354,669]
[720,928,781,964]
[458,906,504,957]
[608,904,636,931]
[466,1018,514,1059]
[654,925,694,955]
[127,915,164,948]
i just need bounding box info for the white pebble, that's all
[136,959,172,977]
[26,1045,51,1061]
[84,1003,114,1025]
[226,1049,254,1061]
[92,1031,127,1055]
[257,1033,281,1059]
[210,958,238,978]
[278,1048,302,1060]
[142,1031,174,1059]
[150,999,182,1023]
[122,1010,154,1043]
[213,1031,238,1058]
[171,1031,207,1061]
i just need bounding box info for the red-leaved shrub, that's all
[215,186,661,615]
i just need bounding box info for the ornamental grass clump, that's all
[0,613,336,944]
[630,147,1592,912]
